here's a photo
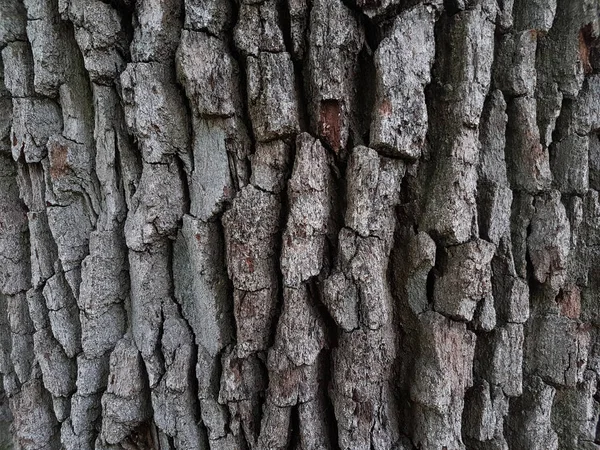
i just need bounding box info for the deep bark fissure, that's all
[2,0,600,449]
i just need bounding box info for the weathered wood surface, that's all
[1,0,600,449]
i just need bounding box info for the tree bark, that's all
[1,0,600,449]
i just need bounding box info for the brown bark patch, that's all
[579,23,599,76]
[580,28,592,75]
[12,132,17,147]
[319,100,341,153]
[223,185,234,198]
[278,368,299,398]
[557,286,581,320]
[379,99,392,116]
[49,142,69,179]
[245,257,255,274]
[229,358,243,384]
[528,142,546,178]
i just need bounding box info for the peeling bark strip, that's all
[3,0,600,449]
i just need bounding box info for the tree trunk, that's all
[1,0,600,448]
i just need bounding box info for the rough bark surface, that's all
[1,0,600,449]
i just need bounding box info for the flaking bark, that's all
[2,0,600,449]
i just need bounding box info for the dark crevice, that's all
[361,12,382,52]
[166,434,175,449]
[523,219,544,318]
[423,11,452,158]
[173,153,191,218]
[342,0,418,26]
[294,57,311,136]
[580,23,600,76]
[172,71,196,178]
[165,232,202,448]
[97,0,135,15]
[396,163,421,228]
[442,0,482,16]
[352,43,377,150]
[325,156,348,267]
[320,350,340,450]
[550,96,573,145]
[103,0,135,68]
[278,0,294,58]
[388,223,418,444]
[426,244,444,306]
[308,279,339,350]
[594,374,600,444]
[111,128,125,213]
[227,0,257,161]
[288,404,300,448]
[123,420,157,450]
[267,195,288,352]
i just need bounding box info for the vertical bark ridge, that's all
[2,0,600,449]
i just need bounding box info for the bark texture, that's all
[1,0,600,449]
